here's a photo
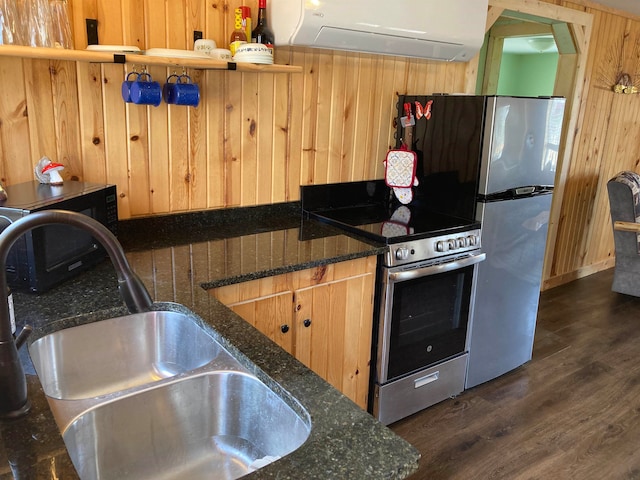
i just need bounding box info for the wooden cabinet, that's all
[209,256,377,409]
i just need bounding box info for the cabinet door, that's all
[228,291,294,354]
[294,273,374,409]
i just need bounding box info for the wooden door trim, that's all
[472,0,593,289]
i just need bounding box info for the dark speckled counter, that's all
[0,203,419,479]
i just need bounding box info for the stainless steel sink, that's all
[62,371,310,480]
[29,310,220,400]
[28,305,311,479]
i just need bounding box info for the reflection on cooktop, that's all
[312,204,478,244]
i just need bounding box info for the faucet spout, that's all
[0,209,153,418]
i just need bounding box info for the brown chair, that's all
[607,171,640,296]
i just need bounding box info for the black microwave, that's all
[0,181,118,293]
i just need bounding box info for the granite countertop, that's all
[0,203,419,479]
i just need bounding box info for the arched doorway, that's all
[477,0,593,286]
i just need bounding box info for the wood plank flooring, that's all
[391,268,640,480]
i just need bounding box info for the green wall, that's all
[497,52,559,96]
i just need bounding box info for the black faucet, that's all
[0,210,153,419]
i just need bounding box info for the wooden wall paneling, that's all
[0,58,32,185]
[588,17,640,265]
[205,70,225,208]
[69,0,97,49]
[23,59,57,173]
[351,54,375,181]
[125,69,151,216]
[75,62,107,184]
[553,11,619,276]
[97,0,123,45]
[121,0,145,48]
[225,72,242,207]
[165,4,190,212]
[327,51,347,184]
[204,0,226,49]
[50,60,83,181]
[300,50,319,185]
[168,93,191,213]
[286,48,304,200]
[339,54,360,182]
[102,64,131,217]
[187,0,207,48]
[272,71,289,202]
[166,1,188,50]
[313,50,334,185]
[589,95,633,263]
[146,65,171,214]
[240,73,258,206]
[257,73,275,204]
[368,56,399,180]
[188,68,208,210]
[144,0,166,48]
[543,2,594,286]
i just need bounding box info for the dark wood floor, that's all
[391,268,640,480]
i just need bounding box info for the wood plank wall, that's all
[547,1,640,287]
[0,0,468,219]
[1,0,639,288]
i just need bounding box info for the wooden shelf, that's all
[0,44,302,73]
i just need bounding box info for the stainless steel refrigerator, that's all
[465,96,566,388]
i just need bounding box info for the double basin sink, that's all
[28,308,311,479]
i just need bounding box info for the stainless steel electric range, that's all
[302,180,485,425]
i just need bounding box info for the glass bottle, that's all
[229,7,247,56]
[251,0,274,55]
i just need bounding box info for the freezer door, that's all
[466,194,551,388]
[478,96,566,196]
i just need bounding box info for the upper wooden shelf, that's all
[0,45,302,73]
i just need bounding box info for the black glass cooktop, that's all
[302,181,479,244]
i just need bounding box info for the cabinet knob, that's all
[280,324,290,334]
[303,319,312,328]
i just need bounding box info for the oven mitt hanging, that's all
[384,148,419,205]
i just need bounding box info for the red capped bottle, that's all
[251,0,274,55]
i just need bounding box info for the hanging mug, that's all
[164,74,200,107]
[121,71,140,103]
[129,72,162,107]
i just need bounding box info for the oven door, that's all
[377,251,486,384]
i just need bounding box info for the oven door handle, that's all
[389,252,486,282]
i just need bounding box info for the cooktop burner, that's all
[302,181,479,245]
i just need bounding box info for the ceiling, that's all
[503,36,558,55]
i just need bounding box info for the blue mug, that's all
[129,73,162,107]
[121,72,140,103]
[164,74,200,107]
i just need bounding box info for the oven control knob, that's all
[467,235,478,246]
[395,247,410,260]
[435,240,447,252]
[457,237,467,248]
[448,239,457,250]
